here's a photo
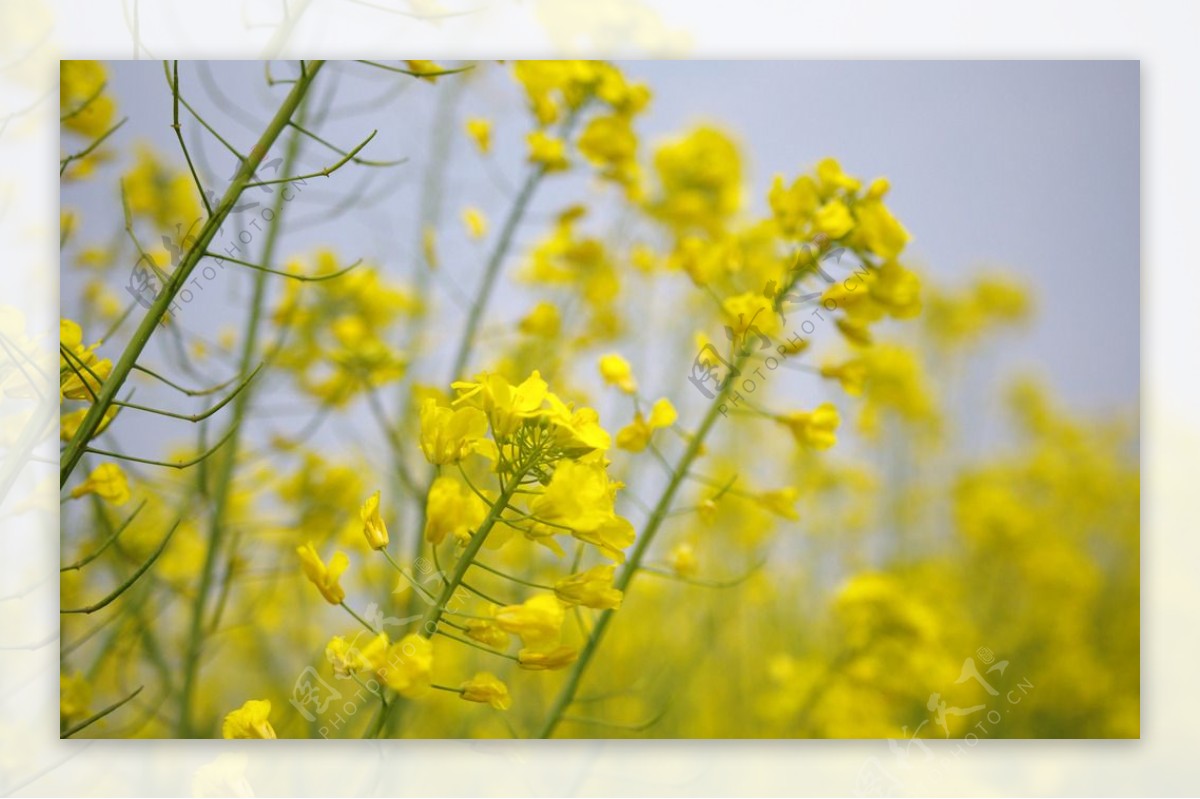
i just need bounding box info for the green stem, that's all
[417,470,527,640]
[60,61,326,486]
[536,350,751,739]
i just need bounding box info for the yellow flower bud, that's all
[360,490,389,550]
[459,672,511,710]
[554,564,623,609]
[517,645,579,671]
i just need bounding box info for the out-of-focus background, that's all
[54,58,1139,743]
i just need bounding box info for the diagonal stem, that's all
[59,61,326,487]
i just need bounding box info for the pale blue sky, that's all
[63,60,1139,461]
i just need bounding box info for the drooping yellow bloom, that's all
[419,399,488,465]
[221,699,277,739]
[526,130,570,172]
[598,353,637,393]
[297,542,348,604]
[380,634,433,697]
[777,403,840,450]
[493,594,565,649]
[360,490,389,550]
[465,118,492,153]
[554,564,623,609]
[616,398,677,452]
[326,632,389,678]
[459,672,512,710]
[462,207,488,240]
[424,475,487,546]
[69,463,130,505]
[517,645,579,670]
[464,619,510,649]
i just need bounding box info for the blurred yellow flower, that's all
[598,353,637,393]
[462,206,488,240]
[69,463,130,505]
[517,645,579,671]
[527,130,570,172]
[554,564,623,609]
[778,403,840,450]
[493,594,565,649]
[460,672,512,709]
[465,117,492,153]
[380,635,433,697]
[616,398,677,452]
[221,699,276,739]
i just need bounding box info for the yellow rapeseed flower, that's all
[517,645,579,670]
[360,490,389,550]
[777,403,840,450]
[459,672,512,709]
[380,634,433,697]
[221,699,277,739]
[296,542,349,604]
[554,564,623,609]
[493,594,565,649]
[69,463,130,505]
[465,118,492,153]
[598,353,637,393]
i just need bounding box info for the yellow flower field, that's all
[57,60,1138,739]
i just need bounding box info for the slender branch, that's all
[242,129,375,187]
[60,61,327,486]
[204,251,362,281]
[61,500,147,572]
[61,686,144,738]
[167,60,213,217]
[356,60,475,80]
[112,364,262,422]
[61,517,183,614]
[535,349,752,738]
[60,117,128,175]
[286,120,407,166]
[83,424,235,470]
